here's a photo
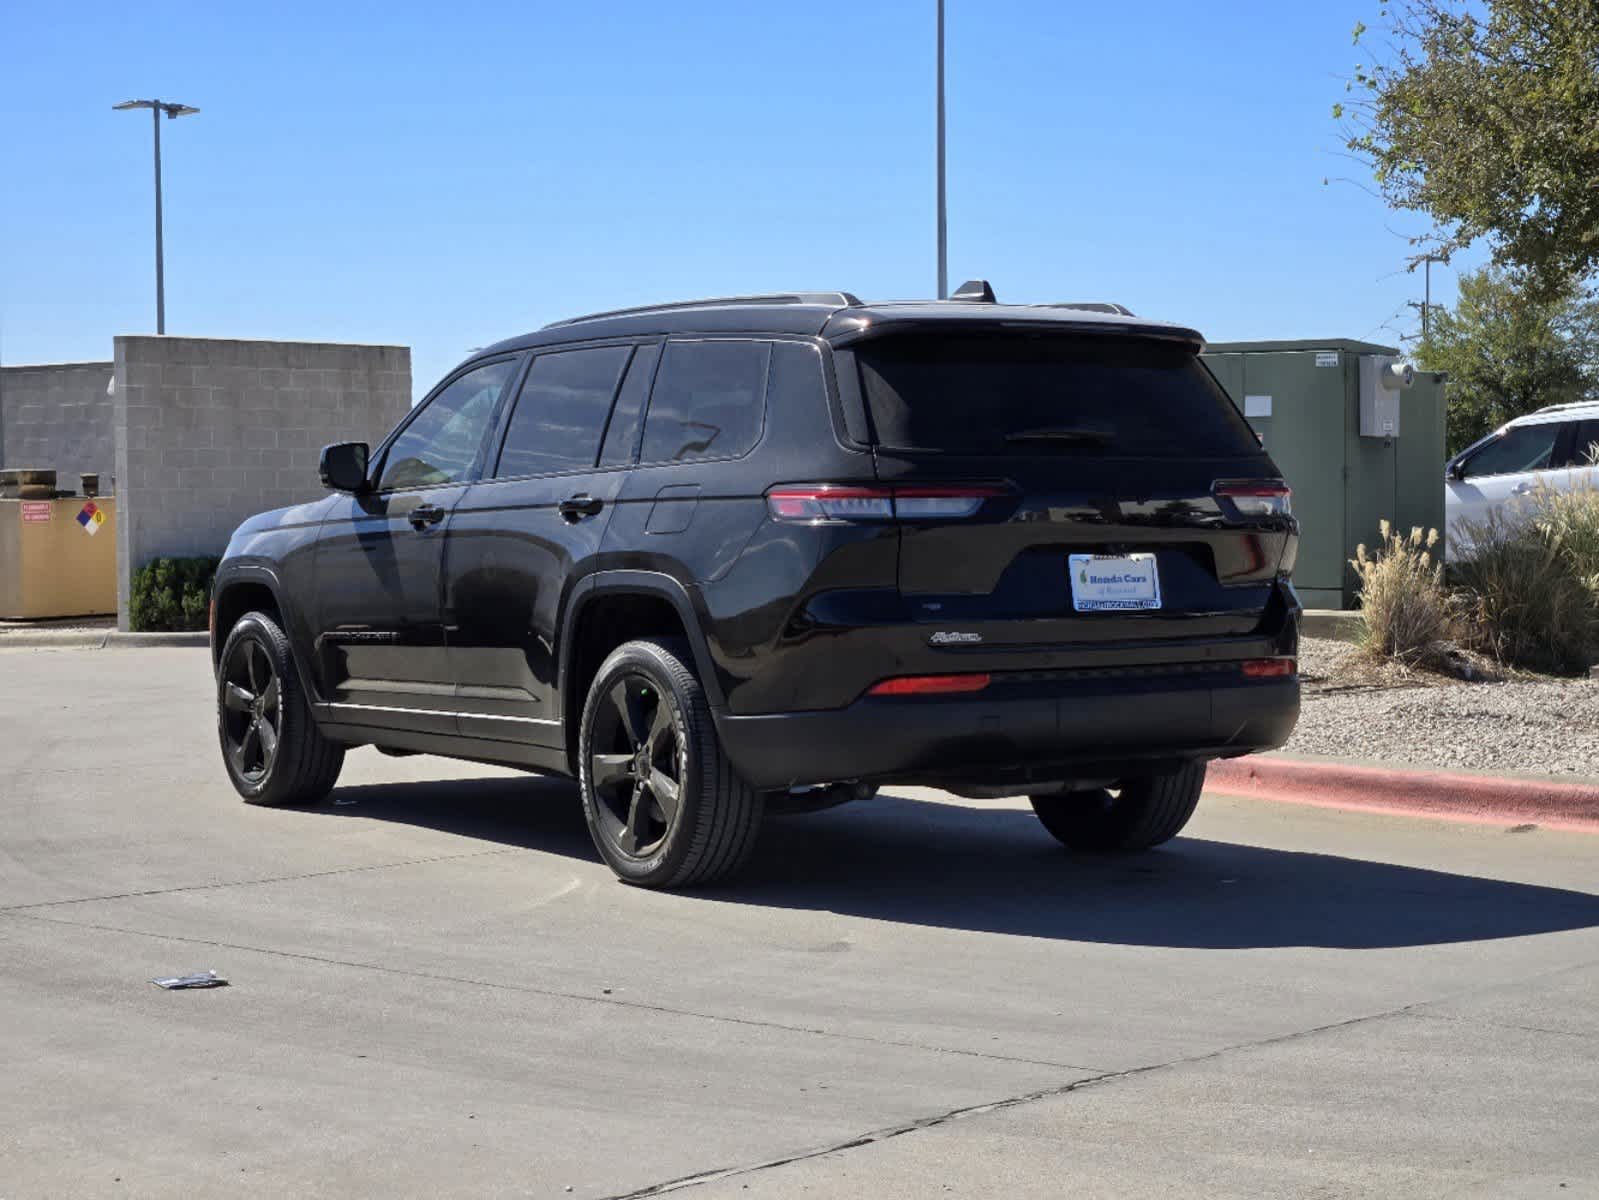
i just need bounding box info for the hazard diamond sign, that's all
[76,501,106,536]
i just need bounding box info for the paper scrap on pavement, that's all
[150,970,228,990]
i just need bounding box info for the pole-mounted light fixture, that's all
[113,99,200,335]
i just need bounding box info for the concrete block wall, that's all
[0,361,116,484]
[113,336,411,629]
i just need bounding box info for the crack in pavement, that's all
[1405,1008,1599,1042]
[0,847,526,913]
[1,908,1097,1074]
[591,999,1550,1199]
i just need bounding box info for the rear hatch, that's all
[855,330,1295,650]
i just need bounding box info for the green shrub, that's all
[1350,522,1454,667]
[129,556,219,633]
[1449,507,1598,675]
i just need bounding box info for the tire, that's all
[578,638,763,888]
[1029,761,1205,852]
[217,610,344,807]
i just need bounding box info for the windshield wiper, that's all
[1003,426,1113,446]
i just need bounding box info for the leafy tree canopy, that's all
[1417,266,1599,451]
[1338,1,1599,294]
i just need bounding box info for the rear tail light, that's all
[1241,657,1295,679]
[766,486,894,522]
[866,673,992,697]
[767,484,1006,523]
[888,486,1007,519]
[1214,480,1292,517]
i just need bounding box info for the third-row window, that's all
[492,339,772,478]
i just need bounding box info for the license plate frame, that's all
[1068,553,1162,612]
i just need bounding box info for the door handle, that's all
[558,494,604,521]
[408,503,446,529]
[1511,483,1535,496]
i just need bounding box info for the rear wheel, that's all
[1029,762,1205,852]
[217,611,344,807]
[579,638,763,888]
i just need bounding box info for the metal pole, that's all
[1422,257,1431,343]
[153,104,165,335]
[936,0,947,300]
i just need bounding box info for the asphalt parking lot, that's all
[2,647,1596,1198]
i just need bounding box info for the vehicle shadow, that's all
[311,777,1599,951]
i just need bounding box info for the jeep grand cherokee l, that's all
[211,285,1301,887]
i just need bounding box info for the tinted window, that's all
[1461,423,1560,479]
[599,343,661,468]
[496,347,630,477]
[640,341,770,464]
[379,359,516,490]
[856,334,1260,457]
[1559,419,1599,467]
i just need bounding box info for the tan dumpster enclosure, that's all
[0,496,118,618]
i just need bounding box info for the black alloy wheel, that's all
[221,637,282,784]
[578,638,763,888]
[215,609,345,807]
[588,674,685,858]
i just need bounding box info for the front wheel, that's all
[1029,762,1205,852]
[578,638,763,888]
[217,610,344,807]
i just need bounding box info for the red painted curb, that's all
[1207,757,1599,832]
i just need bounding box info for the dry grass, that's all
[1534,481,1599,605]
[1451,499,1599,676]
[1349,521,1456,670]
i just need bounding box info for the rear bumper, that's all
[714,668,1299,790]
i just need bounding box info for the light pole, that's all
[936,0,947,300]
[113,99,200,335]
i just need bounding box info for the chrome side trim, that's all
[323,701,560,726]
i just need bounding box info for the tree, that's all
[1417,267,1599,452]
[1337,1,1599,294]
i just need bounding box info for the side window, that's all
[598,343,662,467]
[378,359,516,491]
[495,346,631,477]
[1560,419,1599,467]
[1459,423,1561,479]
[640,341,771,465]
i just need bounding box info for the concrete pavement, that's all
[1,646,1595,1197]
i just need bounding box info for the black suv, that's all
[212,285,1301,887]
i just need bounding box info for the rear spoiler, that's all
[823,314,1205,354]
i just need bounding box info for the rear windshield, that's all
[856,334,1259,457]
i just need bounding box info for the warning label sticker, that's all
[76,501,106,536]
[20,502,52,523]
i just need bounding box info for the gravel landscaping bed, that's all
[1285,637,1599,778]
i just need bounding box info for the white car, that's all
[1445,401,1599,559]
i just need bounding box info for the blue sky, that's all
[2,1,1482,399]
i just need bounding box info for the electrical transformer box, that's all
[1202,339,1446,610]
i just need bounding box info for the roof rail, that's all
[544,292,863,329]
[1528,400,1599,416]
[1036,302,1137,317]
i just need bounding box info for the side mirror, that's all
[320,442,370,493]
[1446,461,1465,483]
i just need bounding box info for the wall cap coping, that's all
[1,361,115,371]
[112,335,408,352]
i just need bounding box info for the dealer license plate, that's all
[1068,553,1161,612]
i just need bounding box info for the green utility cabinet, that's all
[1201,339,1446,610]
